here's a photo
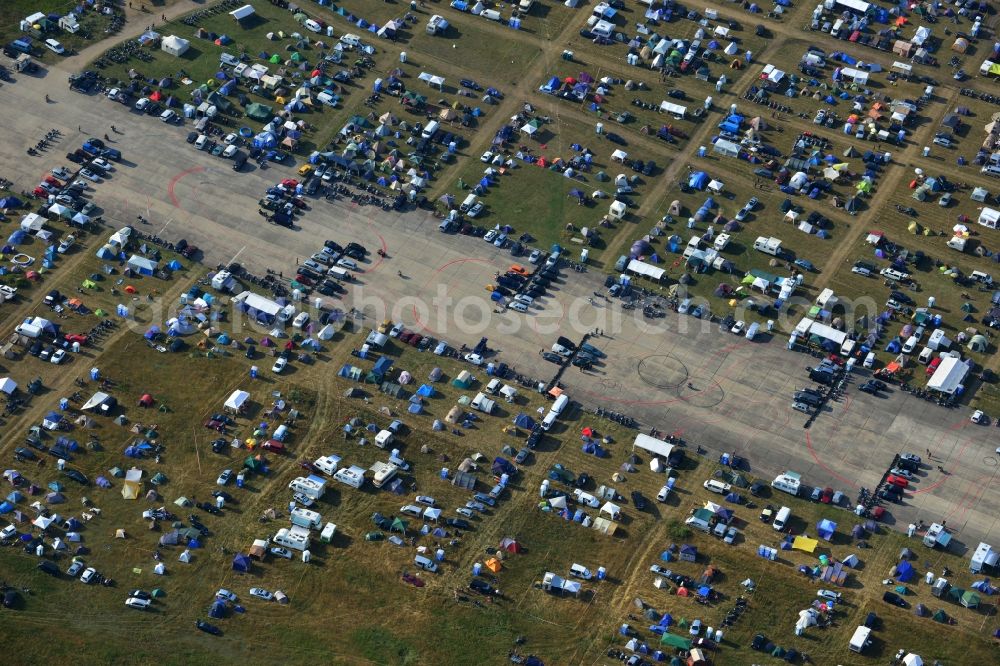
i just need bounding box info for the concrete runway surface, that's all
[3,67,998,550]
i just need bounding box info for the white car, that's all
[223,145,238,158]
[723,526,738,545]
[160,109,178,123]
[270,547,293,559]
[57,235,75,253]
[195,134,209,150]
[817,589,842,602]
[249,587,274,601]
[888,467,913,480]
[125,597,151,609]
[272,357,287,373]
[400,504,423,518]
[51,167,72,180]
[389,322,405,338]
[106,88,121,101]
[971,409,986,424]
[656,485,670,502]
[78,168,101,182]
[45,39,66,55]
[483,230,498,244]
[415,495,436,506]
[50,349,67,365]
[216,588,238,602]
[792,402,812,414]
[336,257,357,270]
[90,157,112,172]
[464,353,483,366]
[135,97,150,111]
[730,320,746,335]
[216,469,233,486]
[480,151,494,163]
[223,133,238,145]
[80,567,99,584]
[529,249,542,264]
[0,524,16,540]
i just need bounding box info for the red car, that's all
[32,186,47,198]
[64,333,88,344]
[203,419,225,432]
[294,273,314,286]
[886,475,908,488]
[44,175,61,186]
[280,179,298,189]
[871,506,886,521]
[261,439,285,454]
[820,487,833,504]
[825,354,844,366]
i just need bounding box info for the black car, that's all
[750,633,768,651]
[878,487,902,503]
[63,469,88,485]
[211,438,227,454]
[573,472,591,489]
[186,132,198,144]
[882,591,907,607]
[889,290,913,305]
[863,611,878,628]
[525,430,541,449]
[606,132,626,145]
[755,24,768,37]
[469,578,499,596]
[3,588,19,608]
[749,482,767,498]
[571,355,593,369]
[211,490,235,503]
[541,351,563,364]
[630,491,647,511]
[197,501,221,515]
[232,152,247,171]
[14,447,36,461]
[324,240,344,254]
[858,382,878,395]
[642,161,656,176]
[446,518,472,530]
[196,619,222,635]
[37,561,60,577]
[345,242,367,257]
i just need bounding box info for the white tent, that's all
[81,391,111,411]
[600,502,621,520]
[927,356,969,394]
[902,655,923,666]
[632,433,674,460]
[161,35,190,57]
[153,562,166,575]
[179,549,192,563]
[318,324,336,340]
[626,259,665,281]
[977,207,1000,229]
[548,495,567,509]
[0,377,16,395]
[229,4,255,21]
[224,389,249,412]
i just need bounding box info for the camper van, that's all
[551,394,570,415]
[421,120,440,140]
[272,526,310,551]
[370,461,399,489]
[313,455,342,476]
[753,236,783,256]
[288,476,326,500]
[333,465,365,489]
[772,471,801,496]
[772,506,791,531]
[320,522,337,543]
[289,507,322,530]
[849,626,871,653]
[374,429,395,449]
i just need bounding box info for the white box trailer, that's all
[970,542,998,573]
[320,522,337,543]
[273,525,310,551]
[290,507,322,529]
[849,625,871,653]
[374,429,395,449]
[472,392,496,414]
[334,465,366,489]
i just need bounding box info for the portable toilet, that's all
[302,549,311,563]
[473,562,482,576]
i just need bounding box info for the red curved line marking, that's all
[410,257,498,335]
[805,430,860,488]
[166,166,205,207]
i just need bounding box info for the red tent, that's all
[138,394,154,407]
[149,90,163,102]
[581,427,594,437]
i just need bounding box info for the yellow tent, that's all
[121,480,141,500]
[485,557,502,573]
[792,536,818,553]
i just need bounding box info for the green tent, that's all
[246,103,273,122]
[961,591,980,608]
[659,633,691,650]
[269,53,281,63]
[94,309,106,317]
[290,52,302,62]
[151,588,165,598]
[244,456,264,472]
[364,531,384,541]
[390,517,407,533]
[150,472,167,486]
[932,609,948,623]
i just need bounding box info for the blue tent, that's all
[513,413,535,429]
[897,560,916,582]
[688,172,709,189]
[408,402,423,414]
[0,502,13,514]
[5,491,23,503]
[817,518,837,540]
[7,229,27,245]
[0,196,23,208]
[416,384,434,397]
[209,599,226,618]
[373,357,393,376]
[232,553,251,572]
[167,260,182,270]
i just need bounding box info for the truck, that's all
[289,507,322,530]
[369,461,399,489]
[753,236,783,256]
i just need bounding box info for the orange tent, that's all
[485,557,502,573]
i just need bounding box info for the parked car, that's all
[196,620,222,635]
[249,588,274,601]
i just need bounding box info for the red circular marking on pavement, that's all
[410,256,497,336]
[166,166,206,207]
[804,430,861,488]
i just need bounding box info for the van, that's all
[541,410,558,431]
[509,301,528,312]
[486,378,502,395]
[421,120,440,140]
[320,522,337,543]
[327,266,350,281]
[902,335,918,354]
[293,312,310,329]
[971,270,993,285]
[840,338,855,356]
[551,394,570,415]
[569,563,593,580]
[439,218,457,232]
[773,506,791,531]
[880,267,909,281]
[745,322,760,341]
[918,347,933,364]
[863,351,876,369]
[414,554,438,572]
[703,479,731,494]
[460,193,477,213]
[481,9,502,21]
